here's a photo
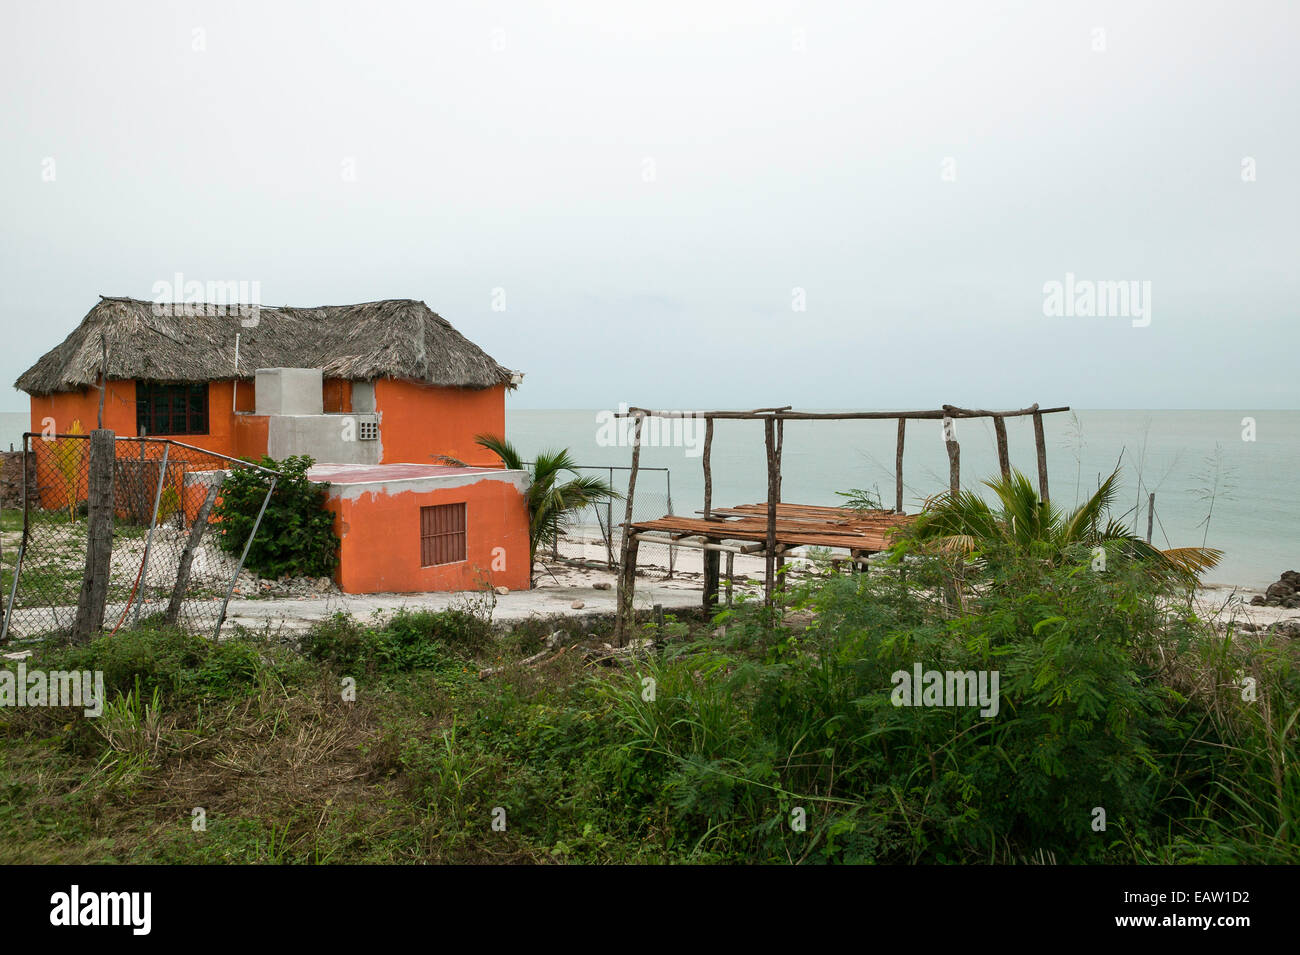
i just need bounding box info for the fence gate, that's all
[1,433,278,643]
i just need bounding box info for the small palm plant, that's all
[908,468,1222,583]
[52,419,86,521]
[474,434,620,586]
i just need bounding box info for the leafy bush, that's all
[300,609,493,673]
[212,454,338,579]
[41,626,209,699]
[29,625,305,702]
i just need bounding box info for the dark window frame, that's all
[420,503,467,567]
[136,382,210,436]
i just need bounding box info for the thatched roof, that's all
[16,296,518,395]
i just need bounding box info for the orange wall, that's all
[325,476,530,593]
[29,382,137,437]
[374,379,506,468]
[29,381,263,460]
[29,377,509,469]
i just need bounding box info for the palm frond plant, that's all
[475,434,620,586]
[906,468,1222,584]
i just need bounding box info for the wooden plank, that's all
[619,406,1070,421]
[629,515,908,552]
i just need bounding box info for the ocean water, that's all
[3,409,1293,589]
[503,409,1298,590]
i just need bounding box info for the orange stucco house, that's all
[15,296,532,593]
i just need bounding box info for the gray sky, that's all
[2,0,1296,410]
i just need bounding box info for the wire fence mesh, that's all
[548,465,679,575]
[1,433,277,643]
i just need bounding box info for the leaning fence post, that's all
[72,429,115,644]
[132,442,169,626]
[166,480,220,626]
[1146,492,1155,544]
[213,475,276,642]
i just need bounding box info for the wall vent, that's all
[357,414,379,441]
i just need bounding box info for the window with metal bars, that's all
[136,382,209,436]
[420,503,467,566]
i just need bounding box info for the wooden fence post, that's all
[895,418,906,513]
[72,429,114,643]
[614,411,644,645]
[943,415,960,497]
[993,416,1011,478]
[763,417,778,605]
[1032,408,1049,504]
[701,416,720,611]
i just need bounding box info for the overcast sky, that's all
[2,0,1296,411]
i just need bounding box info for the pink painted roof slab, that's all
[306,463,502,485]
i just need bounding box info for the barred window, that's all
[136,382,209,436]
[420,503,467,566]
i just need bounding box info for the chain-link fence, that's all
[1,433,277,643]
[547,464,678,575]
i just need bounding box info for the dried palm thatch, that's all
[15,296,518,395]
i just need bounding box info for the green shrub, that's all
[300,609,493,673]
[40,626,208,699]
[212,454,338,579]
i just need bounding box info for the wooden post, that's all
[774,416,785,593]
[725,550,734,607]
[1146,492,1155,544]
[615,411,644,644]
[701,416,720,611]
[1032,409,1049,504]
[993,416,1011,478]
[72,429,115,643]
[894,418,906,513]
[763,416,777,605]
[702,417,714,515]
[775,417,784,501]
[943,415,960,497]
[165,481,220,625]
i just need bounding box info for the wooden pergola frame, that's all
[612,403,1070,642]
